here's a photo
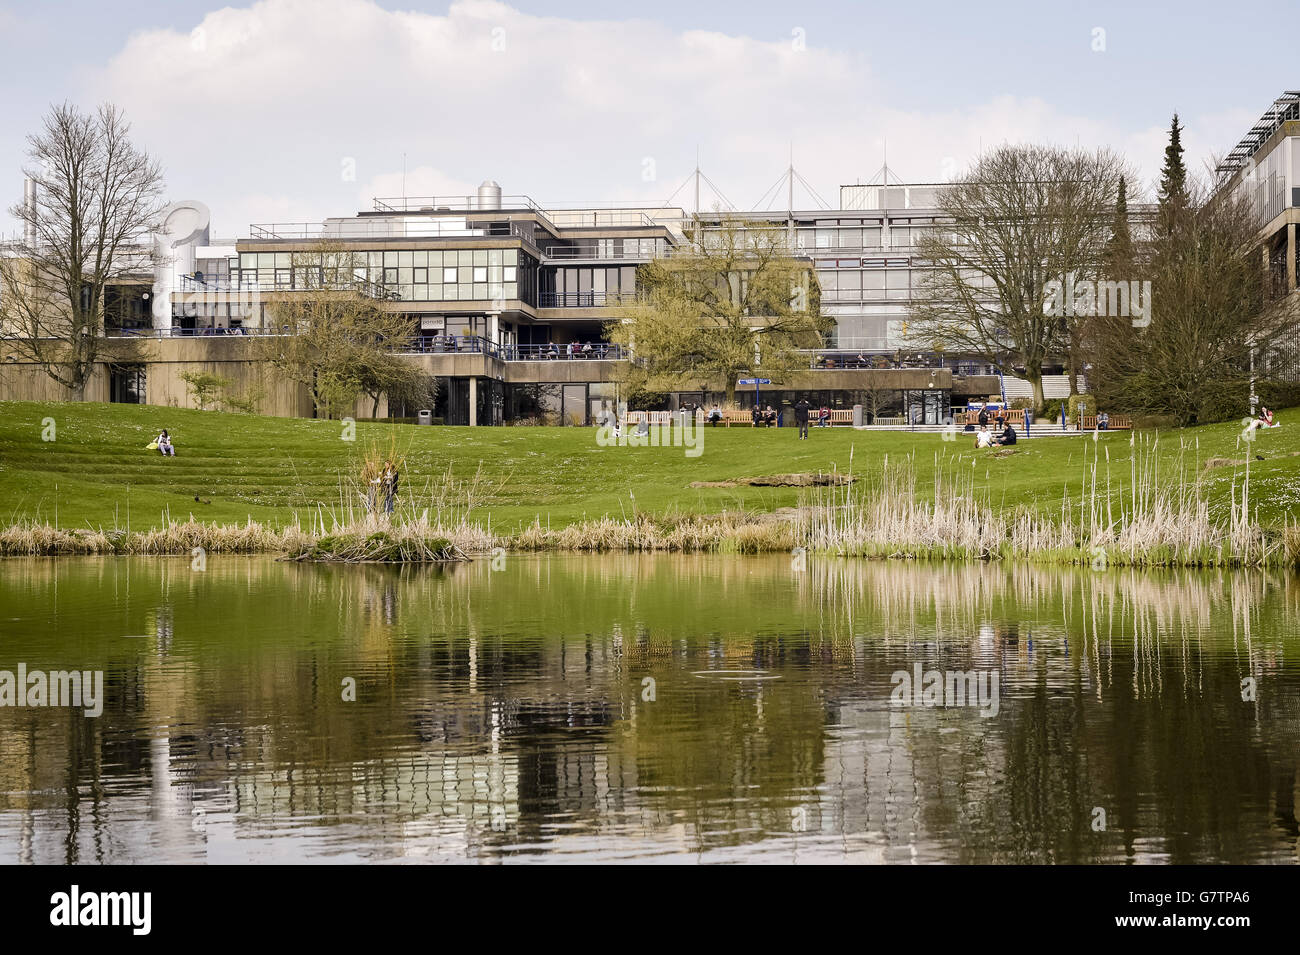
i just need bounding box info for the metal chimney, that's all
[22,178,37,246]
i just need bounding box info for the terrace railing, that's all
[537,291,637,308]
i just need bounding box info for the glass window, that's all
[504,266,517,282]
[504,282,518,299]
[443,267,458,283]
[886,270,910,299]
[383,251,398,267]
[473,250,488,266]
[411,251,427,266]
[458,266,472,283]
[429,284,443,300]
[428,251,443,267]
[414,268,427,284]
[458,250,473,266]
[472,283,487,299]
[385,268,398,284]
[503,248,517,265]
[473,266,488,282]
[488,249,503,266]
[398,251,413,267]
[368,251,383,268]
[412,285,428,300]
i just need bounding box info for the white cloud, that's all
[89,0,1236,228]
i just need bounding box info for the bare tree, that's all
[257,242,424,418]
[907,144,1129,412]
[0,103,164,399]
[606,214,827,405]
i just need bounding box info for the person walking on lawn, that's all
[794,398,811,440]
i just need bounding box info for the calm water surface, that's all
[0,554,1297,864]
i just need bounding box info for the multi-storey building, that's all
[3,173,1043,423]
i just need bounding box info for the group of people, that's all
[972,406,1017,448]
[541,342,610,360]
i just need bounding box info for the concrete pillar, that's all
[468,376,478,427]
[1288,223,1297,293]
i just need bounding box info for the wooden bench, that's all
[958,409,1026,428]
[1080,414,1132,430]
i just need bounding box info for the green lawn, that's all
[1,400,1298,533]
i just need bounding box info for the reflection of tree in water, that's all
[0,556,1297,861]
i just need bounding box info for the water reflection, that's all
[0,556,1296,863]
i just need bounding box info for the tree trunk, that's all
[1030,373,1046,417]
[370,393,381,419]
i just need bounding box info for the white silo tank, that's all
[477,179,502,211]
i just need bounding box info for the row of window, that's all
[237,248,521,270]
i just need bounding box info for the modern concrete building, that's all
[2,173,1048,424]
[1216,91,1299,300]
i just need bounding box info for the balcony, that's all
[537,291,637,308]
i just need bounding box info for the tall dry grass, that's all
[3,434,1291,567]
[803,437,1281,568]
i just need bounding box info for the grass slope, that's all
[1,400,1298,533]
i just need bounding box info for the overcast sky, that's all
[0,0,1292,237]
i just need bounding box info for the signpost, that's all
[738,378,771,414]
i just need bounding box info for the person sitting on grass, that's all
[994,423,1017,446]
[156,430,176,456]
[975,424,993,449]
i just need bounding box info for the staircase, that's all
[1001,374,1081,402]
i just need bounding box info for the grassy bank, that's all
[1,399,1298,566]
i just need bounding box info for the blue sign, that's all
[738,378,771,385]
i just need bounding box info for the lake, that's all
[0,554,1296,863]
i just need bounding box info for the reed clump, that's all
[509,510,800,553]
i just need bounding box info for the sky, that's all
[0,0,1293,238]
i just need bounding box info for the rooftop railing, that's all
[246,219,537,243]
